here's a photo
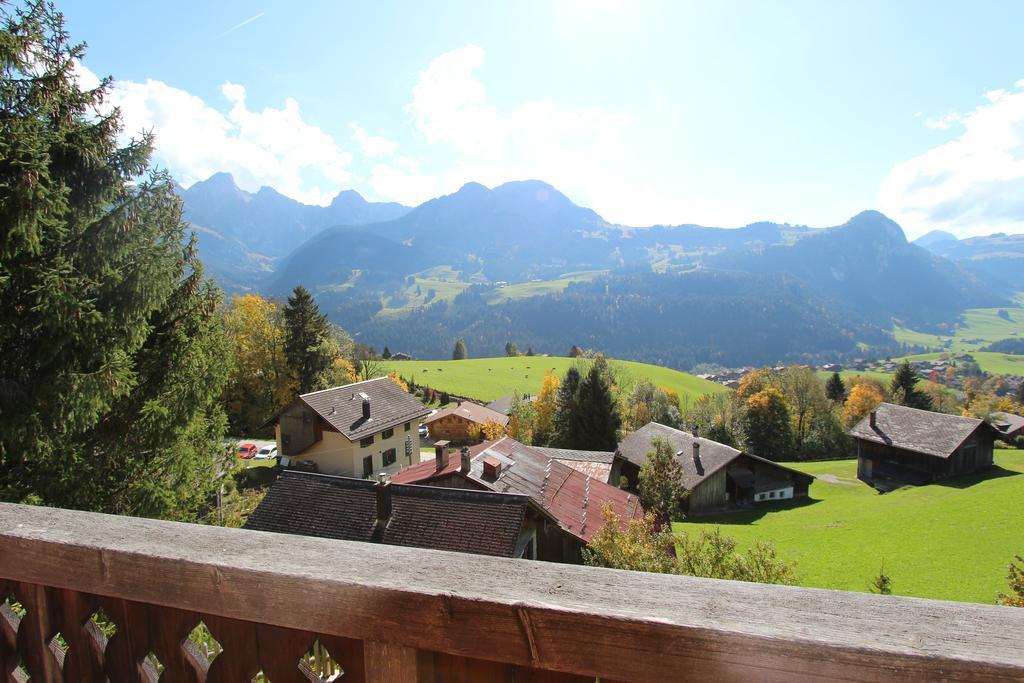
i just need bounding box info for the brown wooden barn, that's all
[849,402,998,490]
[611,423,813,515]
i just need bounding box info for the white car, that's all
[255,445,278,460]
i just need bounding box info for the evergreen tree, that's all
[1017,382,1024,406]
[452,337,468,360]
[0,3,231,518]
[552,367,582,447]
[526,347,534,356]
[574,365,622,450]
[382,346,391,359]
[890,360,932,410]
[504,341,519,357]
[825,372,846,403]
[637,438,688,521]
[283,286,332,393]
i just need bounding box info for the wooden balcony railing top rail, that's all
[1,502,1023,682]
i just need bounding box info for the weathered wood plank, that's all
[0,503,1022,682]
[363,641,430,683]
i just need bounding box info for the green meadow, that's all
[893,295,1024,353]
[674,450,1024,604]
[380,356,728,403]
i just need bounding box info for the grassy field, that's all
[674,450,1024,604]
[486,270,608,304]
[381,356,729,403]
[894,351,1024,376]
[893,296,1024,352]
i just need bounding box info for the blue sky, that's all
[63,1,1024,237]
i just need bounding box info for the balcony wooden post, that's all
[364,640,432,683]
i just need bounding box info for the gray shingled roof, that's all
[299,377,430,441]
[616,422,743,490]
[532,446,615,464]
[849,402,987,459]
[245,471,528,557]
[991,412,1024,438]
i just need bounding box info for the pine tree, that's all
[890,360,932,410]
[0,3,231,518]
[382,346,391,359]
[552,367,582,447]
[574,365,622,451]
[283,286,332,393]
[637,438,688,521]
[504,341,519,357]
[452,337,468,360]
[1017,382,1024,406]
[825,372,846,403]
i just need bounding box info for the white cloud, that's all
[879,80,1024,239]
[369,44,638,218]
[77,64,352,206]
[351,124,399,158]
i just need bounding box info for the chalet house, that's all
[850,403,997,489]
[390,437,645,562]
[612,423,813,515]
[245,471,542,558]
[991,411,1024,443]
[270,377,430,479]
[425,401,509,443]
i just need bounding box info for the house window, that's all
[360,435,374,448]
[404,422,411,431]
[382,427,394,440]
[383,448,397,466]
[769,491,775,498]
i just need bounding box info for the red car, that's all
[237,443,258,459]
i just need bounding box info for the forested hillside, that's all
[180,176,1008,369]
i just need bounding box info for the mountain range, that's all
[177,172,1019,368]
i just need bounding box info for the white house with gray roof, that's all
[270,377,431,478]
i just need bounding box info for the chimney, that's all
[375,474,391,522]
[434,440,450,471]
[460,445,471,473]
[869,410,877,428]
[692,424,699,439]
[692,442,701,465]
[361,395,371,420]
[483,455,502,478]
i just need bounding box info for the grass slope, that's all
[893,297,1024,352]
[894,351,1024,377]
[380,356,729,403]
[674,450,1024,604]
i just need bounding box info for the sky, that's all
[61,0,1024,238]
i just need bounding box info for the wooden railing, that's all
[1,503,1023,682]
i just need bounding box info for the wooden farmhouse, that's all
[268,377,430,478]
[612,422,813,515]
[246,470,543,558]
[849,402,998,490]
[390,437,644,563]
[991,411,1024,444]
[424,401,509,443]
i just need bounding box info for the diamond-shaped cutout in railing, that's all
[300,639,343,681]
[88,606,116,641]
[252,670,270,682]
[145,651,164,678]
[188,620,223,666]
[47,631,67,668]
